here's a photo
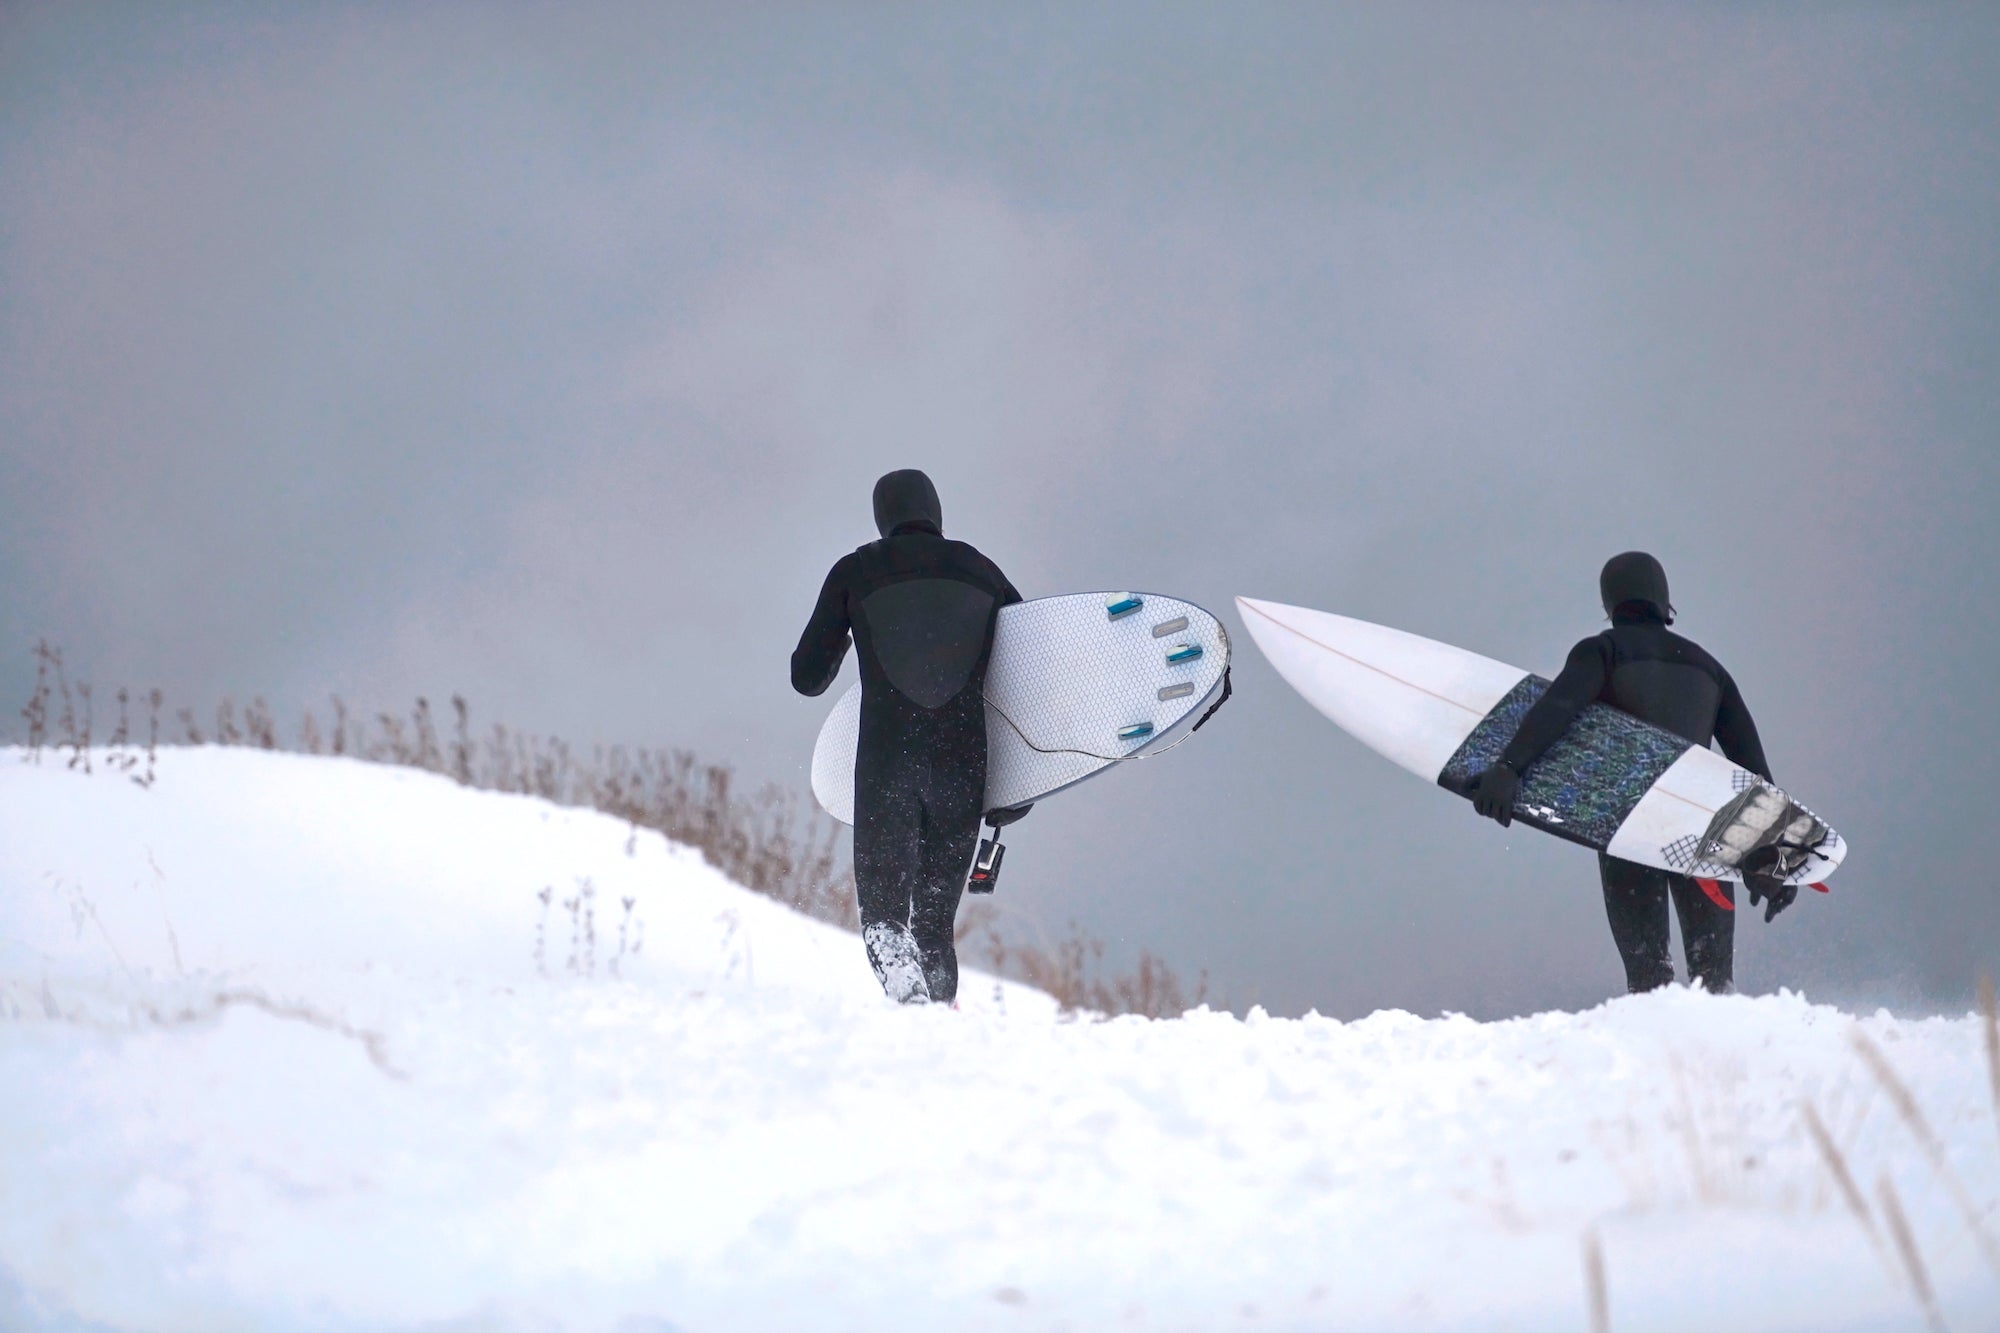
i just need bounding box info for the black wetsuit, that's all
[1498,607,1771,994]
[792,526,1020,1002]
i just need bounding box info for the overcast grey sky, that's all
[4,2,1996,1019]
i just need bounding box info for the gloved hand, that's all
[1468,763,1520,827]
[985,804,1033,828]
[1745,872,1797,922]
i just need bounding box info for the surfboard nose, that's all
[1232,596,1307,660]
[1232,594,1527,782]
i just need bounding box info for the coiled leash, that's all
[967,668,1232,895]
[981,665,1233,764]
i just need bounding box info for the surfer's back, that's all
[844,532,1018,710]
[790,529,1020,707]
[1497,605,1770,782]
[1594,615,1734,749]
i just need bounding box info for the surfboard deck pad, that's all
[1239,597,1845,887]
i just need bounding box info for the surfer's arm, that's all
[1712,671,1772,781]
[790,563,853,697]
[1496,636,1611,775]
[987,557,1022,608]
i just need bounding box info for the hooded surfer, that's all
[791,470,1028,1004]
[1466,553,1791,994]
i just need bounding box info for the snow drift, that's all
[1,748,1994,1331]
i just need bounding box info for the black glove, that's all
[985,804,1033,828]
[1468,764,1520,827]
[1745,873,1797,922]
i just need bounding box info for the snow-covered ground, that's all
[1,748,1995,1332]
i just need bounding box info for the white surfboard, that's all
[1237,596,1846,888]
[811,592,1231,825]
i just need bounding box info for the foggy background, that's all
[4,2,1995,1019]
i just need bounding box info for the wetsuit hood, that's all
[1600,551,1673,624]
[873,469,943,538]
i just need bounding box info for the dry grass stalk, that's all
[138,688,160,788]
[109,687,130,752]
[1876,1173,1949,1333]
[245,697,278,750]
[51,879,137,987]
[213,697,242,746]
[1801,1099,1880,1253]
[1668,1060,1722,1205]
[450,695,473,784]
[1581,1226,1611,1333]
[1851,1028,2000,1273]
[64,672,92,773]
[20,640,52,757]
[974,917,1207,1019]
[139,989,405,1080]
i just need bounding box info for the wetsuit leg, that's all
[852,715,927,997]
[1598,853,1675,993]
[1669,872,1735,994]
[910,692,985,1004]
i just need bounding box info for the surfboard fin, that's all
[1117,722,1155,742]
[1164,644,1204,664]
[1106,595,1144,620]
[1695,784,1834,881]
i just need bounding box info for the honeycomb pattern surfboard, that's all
[811,592,1230,825]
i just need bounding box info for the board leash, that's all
[980,667,1232,764]
[964,672,1229,898]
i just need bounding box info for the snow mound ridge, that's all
[2,748,1996,1331]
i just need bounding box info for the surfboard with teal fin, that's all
[810,592,1232,823]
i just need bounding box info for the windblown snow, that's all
[1,748,1994,1331]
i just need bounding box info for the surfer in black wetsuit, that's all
[792,469,1026,1004]
[1466,552,1789,995]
